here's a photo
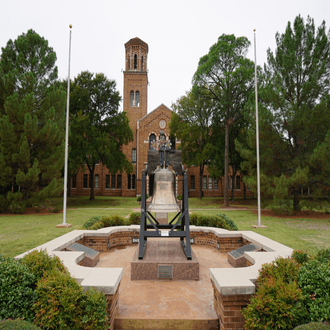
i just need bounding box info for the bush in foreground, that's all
[21,249,67,283]
[243,277,307,330]
[33,269,107,329]
[0,256,36,322]
[298,259,330,322]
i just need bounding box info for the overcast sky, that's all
[1,0,329,112]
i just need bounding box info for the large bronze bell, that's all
[147,168,180,213]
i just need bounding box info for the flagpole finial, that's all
[69,24,72,29]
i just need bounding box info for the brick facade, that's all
[71,37,254,200]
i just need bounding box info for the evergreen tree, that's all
[69,71,133,200]
[170,89,215,199]
[193,34,255,206]
[0,30,65,213]
[238,16,330,213]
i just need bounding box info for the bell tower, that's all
[123,37,148,124]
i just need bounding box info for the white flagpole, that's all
[57,25,72,228]
[254,29,263,228]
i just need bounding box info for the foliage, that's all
[0,30,66,213]
[294,323,330,329]
[239,15,330,213]
[243,277,308,329]
[128,211,140,225]
[292,250,312,265]
[21,249,67,283]
[0,255,36,322]
[69,71,133,200]
[33,269,107,329]
[137,194,148,202]
[215,213,238,230]
[189,213,234,230]
[82,216,101,229]
[257,256,300,286]
[298,259,330,322]
[193,34,255,206]
[170,89,216,199]
[85,214,127,229]
[315,249,330,264]
[0,320,41,330]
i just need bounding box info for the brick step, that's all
[114,317,219,330]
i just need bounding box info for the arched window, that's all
[128,174,131,189]
[132,174,136,189]
[141,56,144,70]
[135,91,140,107]
[127,55,130,70]
[130,91,134,107]
[149,134,156,150]
[134,54,137,69]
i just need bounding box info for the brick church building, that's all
[70,37,252,199]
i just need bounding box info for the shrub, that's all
[0,320,41,330]
[80,288,108,329]
[315,249,330,264]
[188,213,232,230]
[298,259,330,322]
[88,221,104,230]
[257,257,301,286]
[137,194,148,202]
[294,322,330,329]
[21,249,67,283]
[292,250,312,265]
[128,212,141,225]
[177,194,182,201]
[0,255,36,322]
[189,213,200,226]
[215,213,238,231]
[86,215,126,230]
[82,216,101,229]
[243,277,308,330]
[33,270,107,329]
[100,215,125,227]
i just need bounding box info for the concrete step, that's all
[114,317,219,330]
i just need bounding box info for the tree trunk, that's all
[293,190,300,212]
[89,166,95,201]
[67,175,71,197]
[224,122,229,207]
[231,165,236,202]
[199,164,204,199]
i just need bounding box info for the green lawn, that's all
[0,196,329,258]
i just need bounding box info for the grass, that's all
[0,196,329,258]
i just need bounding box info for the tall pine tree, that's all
[238,16,330,213]
[0,30,65,213]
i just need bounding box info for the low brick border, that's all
[16,226,293,330]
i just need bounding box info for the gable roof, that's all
[138,104,173,122]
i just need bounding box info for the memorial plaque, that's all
[230,244,258,259]
[158,265,173,279]
[68,243,98,258]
